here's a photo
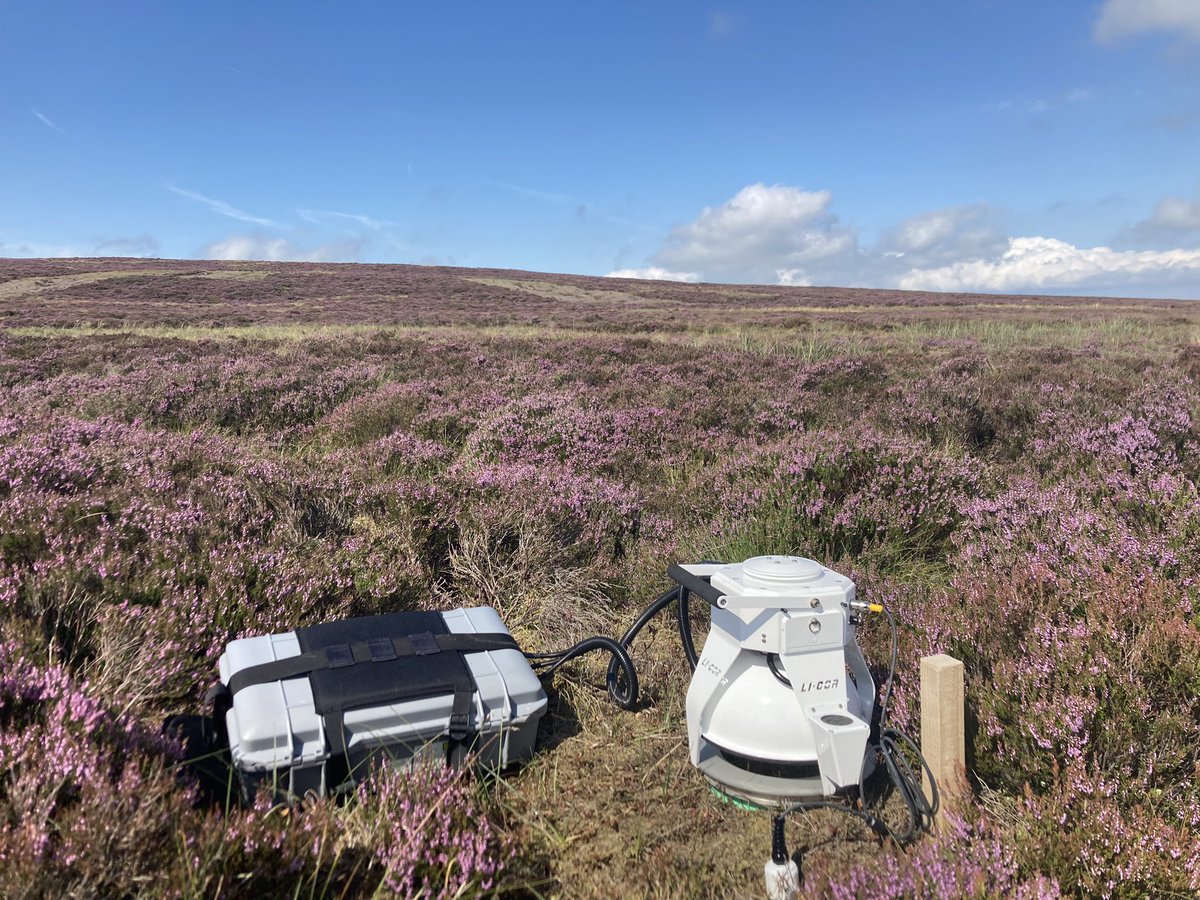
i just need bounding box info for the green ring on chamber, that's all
[708,783,766,812]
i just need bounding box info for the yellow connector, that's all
[849,599,885,614]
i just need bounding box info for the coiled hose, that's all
[523,584,689,710]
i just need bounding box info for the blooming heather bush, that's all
[705,430,980,569]
[1013,759,1200,897]
[344,763,515,897]
[0,642,191,897]
[931,566,1200,796]
[802,809,1062,899]
[0,415,364,706]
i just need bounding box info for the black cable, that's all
[779,798,891,839]
[766,653,791,687]
[677,586,698,670]
[778,603,938,850]
[877,604,899,729]
[526,564,722,710]
[526,635,639,710]
[867,602,937,842]
[526,585,680,710]
[775,733,937,847]
[872,725,939,842]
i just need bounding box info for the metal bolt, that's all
[809,619,821,634]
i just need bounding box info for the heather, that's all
[1,259,1198,897]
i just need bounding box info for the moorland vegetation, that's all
[1,259,1197,897]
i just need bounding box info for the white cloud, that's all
[888,210,962,254]
[775,269,811,287]
[1145,194,1200,230]
[1118,191,1200,247]
[898,236,1200,296]
[297,208,394,230]
[203,235,364,262]
[1095,0,1200,42]
[32,109,65,133]
[653,183,856,283]
[604,266,700,283]
[167,185,279,227]
[878,204,1009,268]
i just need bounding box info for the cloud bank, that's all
[0,234,161,259]
[606,267,699,282]
[204,234,365,262]
[608,183,1200,298]
[898,238,1200,295]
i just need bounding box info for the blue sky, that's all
[4,1,1200,298]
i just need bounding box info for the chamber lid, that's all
[742,555,824,589]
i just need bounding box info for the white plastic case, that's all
[217,606,547,798]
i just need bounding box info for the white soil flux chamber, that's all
[678,556,876,807]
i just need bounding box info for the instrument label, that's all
[794,678,839,693]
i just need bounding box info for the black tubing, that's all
[528,635,640,710]
[529,565,720,710]
[766,653,791,687]
[602,586,682,698]
[677,586,699,671]
[527,586,679,710]
[618,587,683,649]
[526,562,720,707]
[666,563,725,607]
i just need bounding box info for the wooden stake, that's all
[920,653,966,818]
